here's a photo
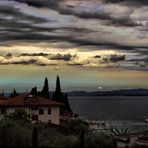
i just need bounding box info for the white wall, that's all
[51,107,60,125]
[0,106,60,125]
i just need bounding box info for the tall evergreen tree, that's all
[10,88,19,98]
[52,76,63,101]
[55,75,61,94]
[40,77,50,99]
[63,93,73,113]
[52,76,73,115]
[30,87,38,96]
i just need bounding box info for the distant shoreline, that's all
[69,96,148,99]
[3,88,148,97]
[67,88,148,97]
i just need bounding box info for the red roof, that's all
[0,96,7,100]
[0,95,63,107]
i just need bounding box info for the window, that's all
[39,109,44,115]
[31,106,38,110]
[1,108,6,115]
[48,108,51,115]
[32,115,38,121]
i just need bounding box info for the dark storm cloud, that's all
[0,13,135,49]
[110,54,125,62]
[19,53,76,61]
[100,54,126,63]
[60,9,111,20]
[0,2,94,46]
[9,0,140,27]
[0,0,147,71]
[73,38,148,51]
[106,17,140,27]
[57,7,140,27]
[0,19,147,52]
[94,55,101,59]
[93,54,126,63]
[0,5,47,23]
[12,0,148,9]
[0,15,92,46]
[128,57,148,63]
[104,0,148,5]
[127,57,148,68]
[20,53,50,56]
[1,23,148,51]
[49,53,76,61]
[9,0,61,8]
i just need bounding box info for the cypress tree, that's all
[55,75,61,94]
[30,87,38,96]
[10,88,19,98]
[63,93,72,113]
[52,76,63,101]
[41,77,50,99]
[53,76,73,115]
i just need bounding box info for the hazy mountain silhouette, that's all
[67,89,148,96]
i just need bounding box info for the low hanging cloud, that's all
[0,53,77,66]
[20,53,50,57]
[67,54,126,68]
[49,53,76,61]
[0,55,58,66]
[94,54,126,63]
[19,53,76,61]
[0,52,147,70]
[109,54,125,62]
[127,57,148,68]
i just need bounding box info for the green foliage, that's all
[5,108,31,122]
[0,119,117,148]
[66,119,89,134]
[32,125,38,147]
[85,132,117,148]
[0,120,32,147]
[38,127,79,148]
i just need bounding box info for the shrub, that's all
[0,120,32,147]
[0,119,117,148]
[85,132,117,148]
[5,108,30,122]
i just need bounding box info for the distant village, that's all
[0,76,73,125]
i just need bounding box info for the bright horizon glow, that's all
[0,65,148,93]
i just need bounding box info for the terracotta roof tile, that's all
[0,96,7,100]
[0,95,63,107]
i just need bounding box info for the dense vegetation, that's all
[0,121,117,147]
[0,109,117,148]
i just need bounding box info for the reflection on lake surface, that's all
[69,96,148,132]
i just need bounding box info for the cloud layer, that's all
[0,51,147,71]
[0,0,148,71]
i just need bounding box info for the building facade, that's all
[0,95,62,125]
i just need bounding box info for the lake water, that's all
[69,96,148,131]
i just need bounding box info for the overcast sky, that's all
[0,0,148,92]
